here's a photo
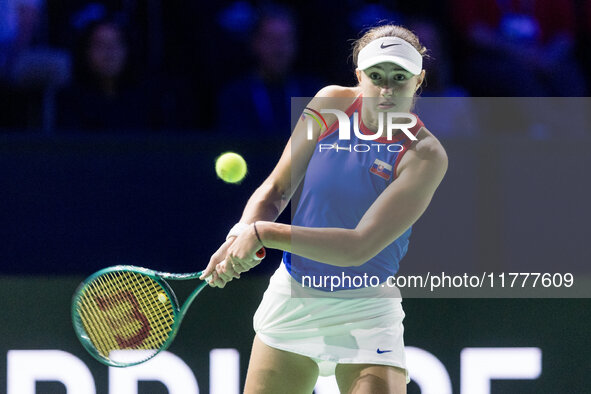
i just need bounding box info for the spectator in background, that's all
[56,18,151,132]
[408,19,476,138]
[216,5,323,138]
[409,19,467,97]
[452,0,587,97]
[0,0,69,130]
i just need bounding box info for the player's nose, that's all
[380,85,393,97]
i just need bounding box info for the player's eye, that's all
[393,73,407,81]
[369,72,382,81]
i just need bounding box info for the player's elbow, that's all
[351,249,380,267]
[345,258,366,267]
[317,230,380,267]
[337,255,363,267]
[342,229,403,267]
[320,248,364,267]
[336,256,365,268]
[320,239,368,267]
[341,239,376,267]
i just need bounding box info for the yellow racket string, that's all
[75,271,175,360]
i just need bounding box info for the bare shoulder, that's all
[414,127,448,163]
[305,86,360,135]
[315,85,360,99]
[397,127,448,178]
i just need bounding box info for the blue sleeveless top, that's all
[283,96,424,290]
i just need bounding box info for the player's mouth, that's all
[378,101,395,109]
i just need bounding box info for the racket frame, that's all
[71,265,207,367]
[72,248,264,367]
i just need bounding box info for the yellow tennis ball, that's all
[158,292,167,304]
[215,152,247,183]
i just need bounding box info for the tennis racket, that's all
[72,248,265,367]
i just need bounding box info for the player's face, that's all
[357,63,423,112]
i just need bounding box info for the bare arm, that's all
[234,138,303,225]
[201,86,357,282]
[236,85,358,224]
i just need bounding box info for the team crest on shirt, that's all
[369,159,392,181]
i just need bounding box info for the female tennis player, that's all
[201,24,447,394]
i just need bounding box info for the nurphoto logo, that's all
[304,107,418,142]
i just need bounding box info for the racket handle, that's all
[255,248,266,260]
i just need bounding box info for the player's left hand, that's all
[225,224,264,274]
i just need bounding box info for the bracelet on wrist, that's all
[253,221,265,247]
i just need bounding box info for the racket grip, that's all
[255,248,266,260]
[202,249,265,283]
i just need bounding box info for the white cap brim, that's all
[357,37,423,75]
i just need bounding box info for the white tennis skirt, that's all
[253,263,408,382]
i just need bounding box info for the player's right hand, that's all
[200,238,240,286]
[212,260,240,288]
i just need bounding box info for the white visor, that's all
[357,36,423,75]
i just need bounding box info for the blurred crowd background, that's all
[1,0,589,136]
[1,6,588,391]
